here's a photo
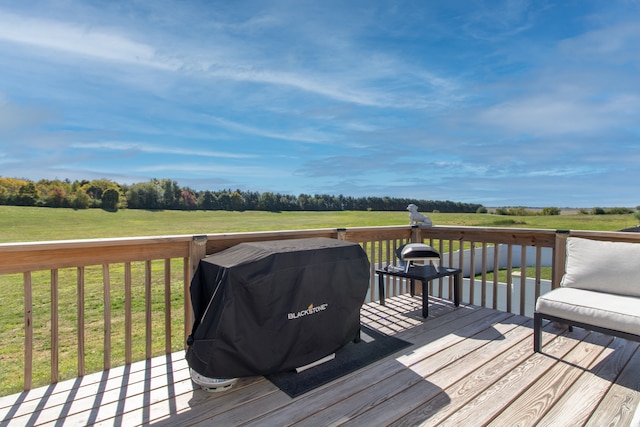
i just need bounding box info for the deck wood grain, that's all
[585,343,640,426]
[2,295,640,427]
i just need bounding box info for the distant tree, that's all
[83,183,104,202]
[509,206,531,216]
[16,182,38,206]
[605,207,634,215]
[259,192,279,211]
[47,187,68,208]
[242,191,260,210]
[35,179,70,206]
[542,207,561,215]
[494,206,534,216]
[229,191,244,211]
[71,189,91,209]
[101,188,120,211]
[297,194,312,210]
[81,179,120,207]
[217,192,231,210]
[0,177,27,204]
[591,207,606,215]
[157,178,181,209]
[126,182,162,209]
[199,191,217,210]
[180,189,198,209]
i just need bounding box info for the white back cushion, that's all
[561,237,640,297]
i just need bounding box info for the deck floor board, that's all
[2,295,639,427]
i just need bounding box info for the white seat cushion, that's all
[536,287,640,336]
[561,237,640,297]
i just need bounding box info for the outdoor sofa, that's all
[534,236,640,353]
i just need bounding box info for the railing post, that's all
[186,235,208,345]
[24,272,33,391]
[77,267,85,377]
[337,228,347,240]
[553,230,570,289]
[103,264,111,370]
[411,225,421,243]
[51,269,59,384]
[190,235,208,276]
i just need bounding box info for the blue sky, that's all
[1,0,639,208]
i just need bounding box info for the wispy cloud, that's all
[135,163,291,178]
[206,116,334,144]
[72,142,256,159]
[458,0,539,41]
[0,11,174,69]
[558,21,640,60]
[476,94,639,136]
[0,8,458,109]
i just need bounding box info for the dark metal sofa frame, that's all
[534,311,640,353]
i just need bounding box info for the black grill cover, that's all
[186,237,370,378]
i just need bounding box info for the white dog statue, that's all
[407,204,433,227]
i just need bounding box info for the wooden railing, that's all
[2,225,639,394]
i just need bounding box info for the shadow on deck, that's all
[1,295,639,426]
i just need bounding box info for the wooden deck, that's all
[2,295,639,427]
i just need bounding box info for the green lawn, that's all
[476,267,554,282]
[1,205,637,243]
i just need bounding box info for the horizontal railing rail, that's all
[2,225,639,394]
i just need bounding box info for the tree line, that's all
[0,177,484,213]
[494,206,636,216]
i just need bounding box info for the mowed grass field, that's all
[0,206,638,396]
[1,205,638,243]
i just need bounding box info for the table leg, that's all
[378,272,385,306]
[453,273,461,306]
[533,313,542,352]
[421,280,429,318]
